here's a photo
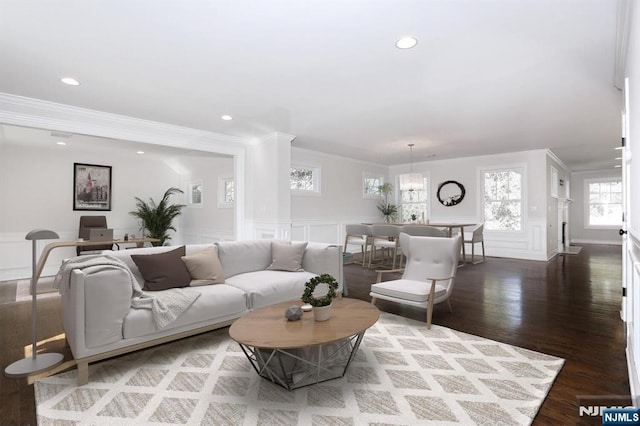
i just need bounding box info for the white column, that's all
[244,132,295,240]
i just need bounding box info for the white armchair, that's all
[370,233,462,329]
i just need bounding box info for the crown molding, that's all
[0,92,249,156]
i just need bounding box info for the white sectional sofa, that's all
[60,240,342,385]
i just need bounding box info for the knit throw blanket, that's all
[54,255,200,330]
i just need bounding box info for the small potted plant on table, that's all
[301,274,339,322]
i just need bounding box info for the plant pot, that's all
[313,304,332,322]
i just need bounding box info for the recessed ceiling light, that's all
[615,146,623,150]
[396,36,418,49]
[615,157,622,160]
[56,141,66,146]
[136,151,144,155]
[614,165,622,168]
[61,77,80,86]
[221,115,233,121]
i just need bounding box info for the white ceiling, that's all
[0,0,624,170]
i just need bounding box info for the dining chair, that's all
[464,223,485,264]
[370,233,462,329]
[368,224,402,270]
[343,224,372,267]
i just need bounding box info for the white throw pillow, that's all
[267,241,308,272]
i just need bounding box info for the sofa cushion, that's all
[131,246,191,291]
[225,270,317,309]
[122,284,248,339]
[216,240,272,278]
[267,241,308,272]
[181,246,225,285]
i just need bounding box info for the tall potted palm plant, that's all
[376,183,398,223]
[129,187,186,246]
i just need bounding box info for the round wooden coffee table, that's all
[229,298,379,390]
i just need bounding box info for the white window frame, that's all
[290,164,321,196]
[584,177,622,229]
[399,174,428,223]
[187,179,203,208]
[363,173,384,199]
[480,166,525,232]
[217,176,234,208]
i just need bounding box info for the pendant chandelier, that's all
[399,143,424,192]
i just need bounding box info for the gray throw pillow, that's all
[267,241,308,272]
[131,246,192,291]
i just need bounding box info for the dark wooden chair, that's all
[77,216,112,255]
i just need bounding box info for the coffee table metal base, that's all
[238,332,366,390]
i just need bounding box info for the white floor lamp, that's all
[4,229,64,378]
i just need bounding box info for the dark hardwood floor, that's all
[0,244,628,425]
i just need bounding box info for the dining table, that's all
[362,222,477,265]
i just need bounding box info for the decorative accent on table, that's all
[285,305,303,321]
[73,163,112,211]
[437,180,466,206]
[301,274,339,322]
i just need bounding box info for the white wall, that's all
[178,154,235,244]
[290,148,387,246]
[0,140,235,279]
[569,169,622,245]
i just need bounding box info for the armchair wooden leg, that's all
[446,299,453,312]
[371,296,377,305]
[426,279,436,330]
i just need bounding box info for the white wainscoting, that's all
[571,238,623,246]
[179,228,235,245]
[0,230,80,280]
[479,218,548,261]
[292,217,379,252]
[245,220,292,241]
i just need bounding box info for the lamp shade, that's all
[399,173,425,191]
[25,229,60,240]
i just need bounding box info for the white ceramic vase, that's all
[313,304,332,322]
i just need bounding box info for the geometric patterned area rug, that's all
[34,312,564,425]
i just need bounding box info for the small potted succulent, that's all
[301,274,339,321]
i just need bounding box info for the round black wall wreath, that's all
[437,180,466,206]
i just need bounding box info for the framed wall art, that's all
[73,163,112,211]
